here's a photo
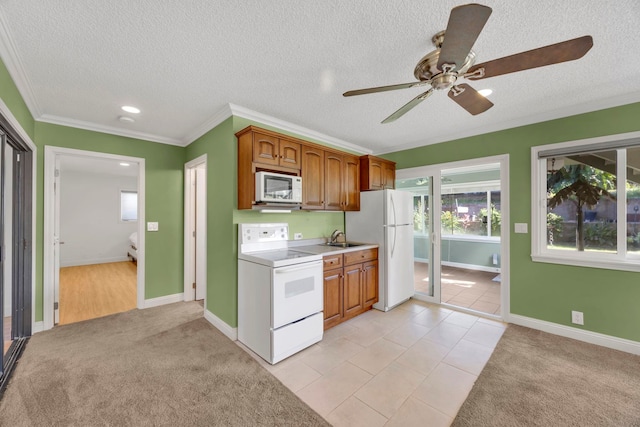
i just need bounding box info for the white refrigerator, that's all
[346,189,414,311]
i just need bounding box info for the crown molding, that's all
[228,103,372,154]
[38,114,184,146]
[182,104,233,145]
[0,13,42,118]
[378,93,640,155]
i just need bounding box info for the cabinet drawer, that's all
[344,248,378,265]
[323,254,343,270]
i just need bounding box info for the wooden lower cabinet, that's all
[322,248,378,330]
[323,268,343,329]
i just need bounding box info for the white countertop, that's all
[289,238,378,255]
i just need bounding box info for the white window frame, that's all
[531,131,640,273]
[120,189,138,222]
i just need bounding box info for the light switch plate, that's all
[147,222,159,232]
[514,223,528,233]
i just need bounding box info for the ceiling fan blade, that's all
[343,81,429,97]
[381,89,434,123]
[466,35,593,80]
[448,83,493,115]
[437,4,492,72]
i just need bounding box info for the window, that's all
[441,190,501,238]
[531,133,640,271]
[120,190,138,222]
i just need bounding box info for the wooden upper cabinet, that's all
[343,154,360,211]
[253,132,301,170]
[360,155,396,191]
[382,162,396,190]
[253,132,280,166]
[325,152,360,211]
[236,125,364,210]
[301,145,325,209]
[279,139,301,169]
[324,152,344,211]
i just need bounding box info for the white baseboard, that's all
[413,258,500,273]
[61,256,131,267]
[508,313,640,356]
[204,309,238,341]
[32,321,44,334]
[143,293,184,309]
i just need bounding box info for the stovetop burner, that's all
[238,223,322,267]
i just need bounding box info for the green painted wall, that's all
[185,116,345,328]
[386,102,640,342]
[0,59,35,139]
[33,123,185,321]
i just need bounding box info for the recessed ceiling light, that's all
[119,162,130,167]
[121,105,140,114]
[118,115,135,123]
[478,89,493,97]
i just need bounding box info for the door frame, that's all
[43,146,146,330]
[0,99,36,392]
[396,154,510,319]
[183,154,207,302]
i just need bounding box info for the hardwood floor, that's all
[59,261,137,325]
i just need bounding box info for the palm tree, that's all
[547,164,615,251]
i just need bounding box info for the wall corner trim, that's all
[508,313,640,356]
[32,321,44,334]
[204,309,238,341]
[143,293,184,309]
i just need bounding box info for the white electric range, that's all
[237,223,323,364]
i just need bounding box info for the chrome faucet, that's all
[330,229,345,244]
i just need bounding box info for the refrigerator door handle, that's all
[391,224,397,258]
[390,192,396,226]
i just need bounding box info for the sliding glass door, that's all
[0,120,33,391]
[439,165,502,315]
[410,177,436,299]
[397,156,507,318]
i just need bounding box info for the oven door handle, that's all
[274,260,322,273]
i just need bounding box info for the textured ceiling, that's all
[1,1,639,154]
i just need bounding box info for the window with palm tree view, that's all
[533,140,640,269]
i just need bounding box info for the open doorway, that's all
[43,147,145,330]
[396,155,509,319]
[184,155,207,304]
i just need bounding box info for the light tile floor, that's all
[414,262,502,315]
[238,300,506,426]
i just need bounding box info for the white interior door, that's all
[184,155,207,303]
[53,156,61,324]
[195,165,206,300]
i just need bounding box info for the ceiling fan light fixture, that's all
[478,89,492,97]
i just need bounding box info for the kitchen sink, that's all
[325,242,363,248]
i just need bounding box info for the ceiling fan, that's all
[343,3,593,123]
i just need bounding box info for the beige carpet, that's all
[0,302,329,426]
[453,324,640,426]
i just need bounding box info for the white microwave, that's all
[255,171,302,204]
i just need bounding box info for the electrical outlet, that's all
[294,232,303,240]
[571,310,584,325]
